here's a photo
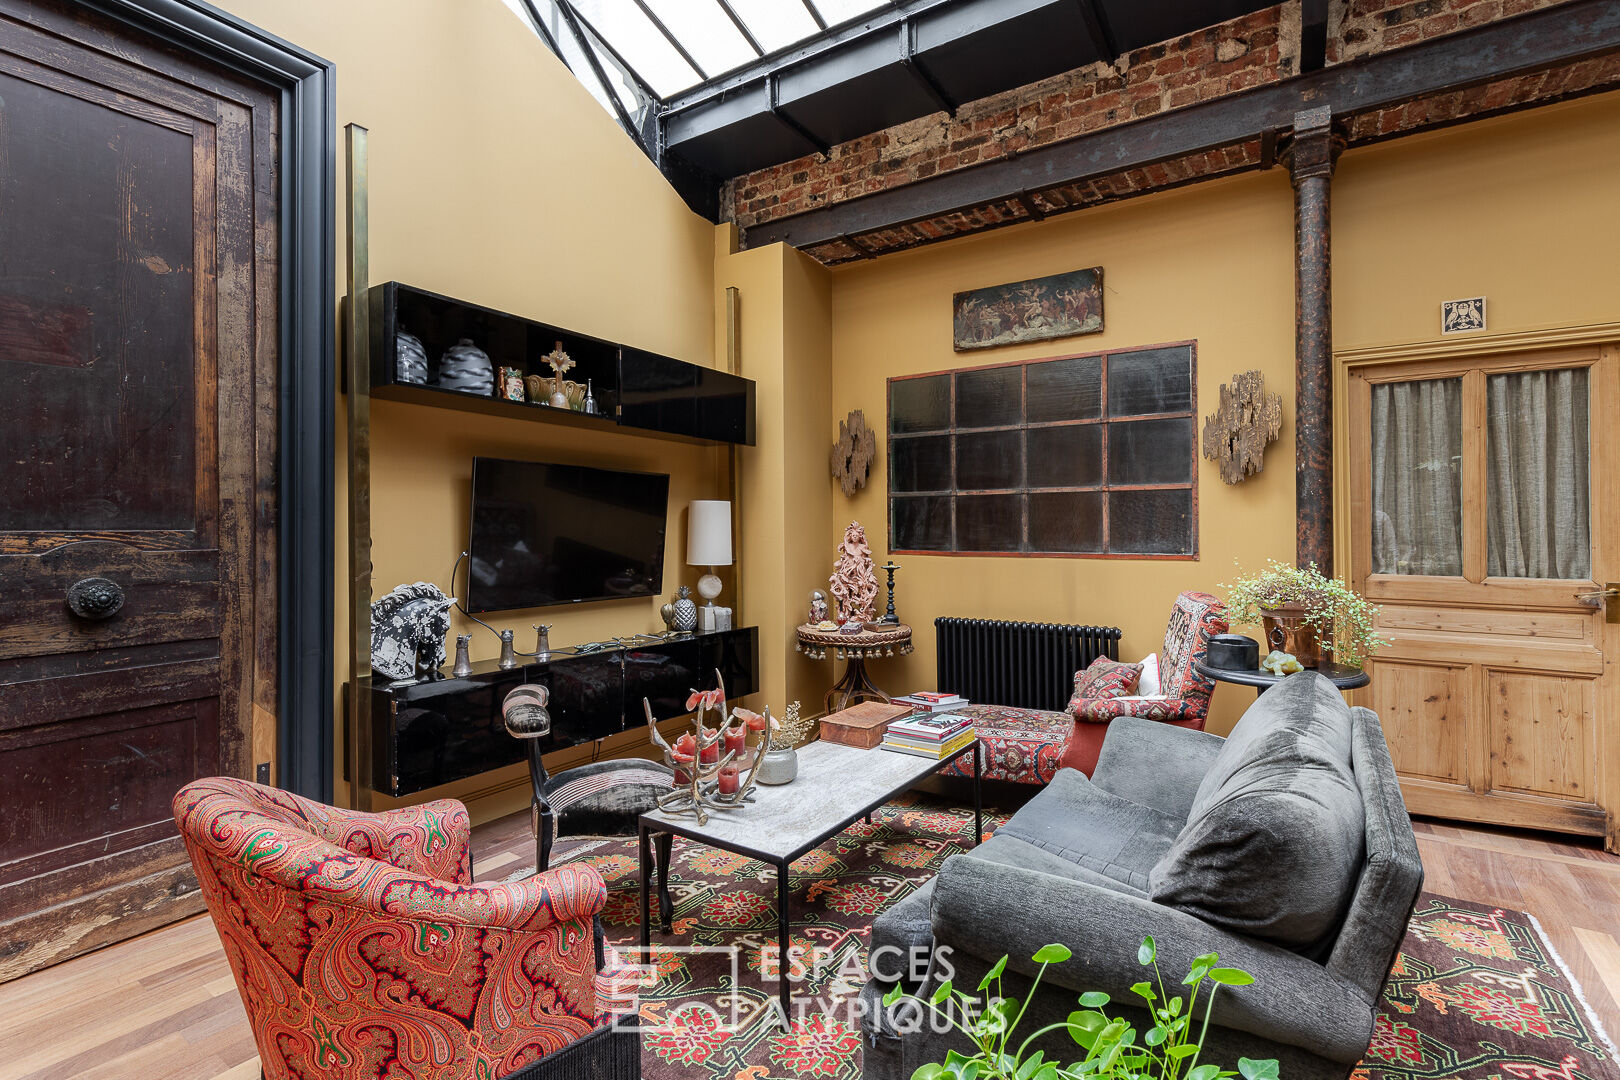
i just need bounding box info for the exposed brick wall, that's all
[723,4,1301,232]
[1328,0,1572,63]
[726,0,1614,263]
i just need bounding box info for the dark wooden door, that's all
[0,0,278,979]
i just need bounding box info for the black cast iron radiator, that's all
[935,618,1123,712]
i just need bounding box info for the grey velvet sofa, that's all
[859,672,1423,1080]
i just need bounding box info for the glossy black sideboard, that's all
[365,627,759,797]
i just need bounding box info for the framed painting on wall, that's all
[952,266,1103,351]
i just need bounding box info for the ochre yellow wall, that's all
[212,0,723,818]
[716,236,835,716]
[813,90,1620,738]
[825,170,1298,735]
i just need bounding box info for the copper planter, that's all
[1258,604,1331,668]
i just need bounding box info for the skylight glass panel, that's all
[726,0,821,52]
[569,0,703,95]
[642,0,758,75]
[807,0,889,27]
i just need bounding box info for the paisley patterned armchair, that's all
[1059,590,1228,774]
[173,777,638,1080]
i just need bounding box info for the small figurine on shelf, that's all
[543,341,574,409]
[808,589,829,624]
[452,633,473,678]
[582,379,598,415]
[498,628,518,669]
[672,585,698,632]
[499,366,526,402]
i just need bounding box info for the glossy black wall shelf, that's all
[367,281,755,446]
[362,626,759,797]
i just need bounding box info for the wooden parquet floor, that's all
[1,812,1615,1080]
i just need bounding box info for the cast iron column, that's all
[1282,107,1342,576]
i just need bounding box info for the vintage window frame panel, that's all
[886,340,1199,560]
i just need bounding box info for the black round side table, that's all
[1195,659,1370,697]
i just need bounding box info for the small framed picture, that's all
[1441,297,1486,335]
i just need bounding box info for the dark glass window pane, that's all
[956,429,1022,489]
[955,366,1022,428]
[1029,491,1103,553]
[956,494,1022,552]
[1109,489,1193,554]
[890,374,951,433]
[1026,424,1103,488]
[1027,355,1102,422]
[1108,418,1194,485]
[892,496,953,550]
[1107,347,1192,415]
[890,435,952,493]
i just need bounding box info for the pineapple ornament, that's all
[672,585,698,632]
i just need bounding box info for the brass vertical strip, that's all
[344,124,372,810]
[725,287,742,626]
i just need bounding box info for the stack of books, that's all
[892,690,969,712]
[882,711,976,759]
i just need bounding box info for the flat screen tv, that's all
[466,457,670,612]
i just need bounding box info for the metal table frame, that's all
[636,739,981,1022]
[1195,659,1370,695]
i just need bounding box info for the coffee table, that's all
[637,737,981,1020]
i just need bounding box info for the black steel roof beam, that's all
[566,3,665,106]
[801,0,828,30]
[745,0,1620,249]
[661,0,958,117]
[900,18,957,115]
[767,73,831,156]
[1071,0,1117,62]
[517,0,566,63]
[715,0,765,56]
[1300,0,1329,72]
[631,0,708,81]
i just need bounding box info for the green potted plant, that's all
[884,936,1279,1080]
[1221,560,1387,668]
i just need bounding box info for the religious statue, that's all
[829,521,879,625]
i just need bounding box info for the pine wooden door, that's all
[1348,343,1620,851]
[0,0,278,978]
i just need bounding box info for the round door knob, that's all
[66,577,125,620]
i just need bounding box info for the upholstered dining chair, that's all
[1059,590,1228,775]
[173,777,639,1080]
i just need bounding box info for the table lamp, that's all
[687,499,733,630]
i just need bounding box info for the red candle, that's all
[674,733,696,758]
[671,752,693,787]
[717,764,740,795]
[700,739,720,764]
[724,728,746,757]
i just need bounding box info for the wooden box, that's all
[819,701,913,749]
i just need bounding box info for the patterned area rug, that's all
[527,795,1619,1080]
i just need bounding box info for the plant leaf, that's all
[911,1066,947,1080]
[1034,943,1073,964]
[1065,1011,1109,1049]
[979,955,1008,991]
[1166,1044,1199,1060]
[1078,991,1109,1008]
[1143,1025,1166,1047]
[1208,967,1256,986]
[1189,1065,1222,1080]
[884,984,905,1007]
[1238,1058,1281,1080]
[931,979,954,1005]
[1016,1051,1046,1080]
[1137,936,1156,965]
[1131,981,1156,1003]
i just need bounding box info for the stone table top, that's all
[640,737,969,863]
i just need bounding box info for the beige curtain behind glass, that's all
[1370,378,1463,576]
[1486,368,1590,579]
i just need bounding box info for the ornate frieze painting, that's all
[952,266,1103,351]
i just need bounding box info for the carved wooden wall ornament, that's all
[1202,369,1283,484]
[830,409,877,497]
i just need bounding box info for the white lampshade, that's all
[687,500,733,567]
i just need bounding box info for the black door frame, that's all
[80,0,337,800]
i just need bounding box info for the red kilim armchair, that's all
[1058,590,1229,775]
[173,777,638,1080]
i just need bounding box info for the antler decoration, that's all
[645,671,772,823]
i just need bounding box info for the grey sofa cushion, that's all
[1148,672,1365,951]
[998,769,1182,891]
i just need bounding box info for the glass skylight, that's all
[505,0,891,107]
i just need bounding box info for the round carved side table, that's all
[795,622,913,715]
